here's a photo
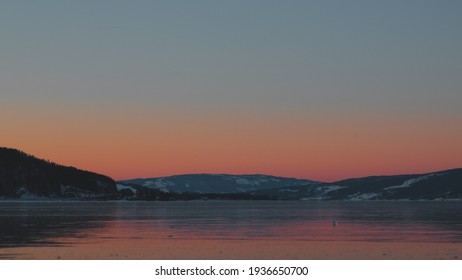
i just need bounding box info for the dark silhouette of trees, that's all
[134,187,275,201]
[0,147,117,198]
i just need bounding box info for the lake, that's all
[1,200,461,259]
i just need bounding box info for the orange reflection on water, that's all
[1,201,462,259]
[4,217,462,260]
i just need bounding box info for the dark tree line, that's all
[135,187,276,201]
[0,148,117,198]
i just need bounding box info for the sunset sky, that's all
[1,1,461,182]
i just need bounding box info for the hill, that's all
[118,174,316,194]
[251,169,462,200]
[0,148,117,199]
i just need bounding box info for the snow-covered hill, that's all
[118,174,317,194]
[252,169,462,200]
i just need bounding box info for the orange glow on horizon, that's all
[2,105,461,182]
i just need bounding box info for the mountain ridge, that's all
[118,173,317,194]
[1,147,461,200]
[251,168,462,200]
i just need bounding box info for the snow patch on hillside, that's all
[384,174,435,190]
[18,188,39,199]
[278,189,299,193]
[235,178,255,185]
[321,185,343,192]
[154,179,176,188]
[221,175,293,186]
[116,184,137,193]
[143,179,176,188]
[349,192,380,200]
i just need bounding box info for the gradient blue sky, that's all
[1,1,462,181]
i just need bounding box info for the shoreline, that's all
[1,199,462,202]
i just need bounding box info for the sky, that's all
[1,0,461,182]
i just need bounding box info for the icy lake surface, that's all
[1,200,462,258]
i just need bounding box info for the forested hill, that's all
[250,168,462,200]
[0,148,117,198]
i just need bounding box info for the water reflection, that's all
[1,201,462,250]
[0,202,115,248]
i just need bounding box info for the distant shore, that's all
[1,198,462,202]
